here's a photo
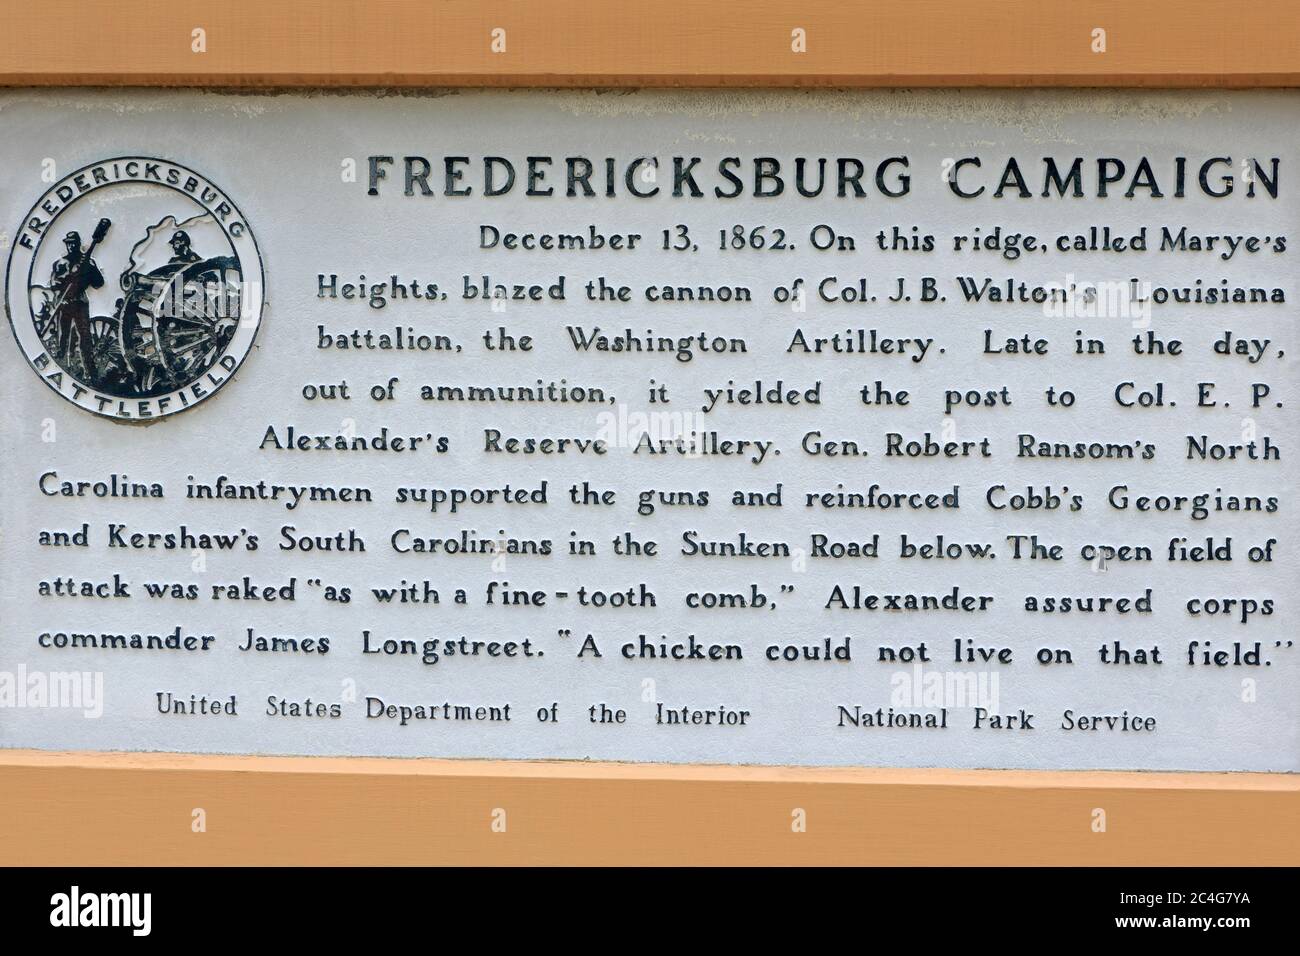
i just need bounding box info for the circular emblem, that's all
[5,157,264,421]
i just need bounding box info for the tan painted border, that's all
[0,0,1297,88]
[1,0,1298,865]
[1,751,1296,865]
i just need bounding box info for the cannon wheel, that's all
[88,315,121,372]
[117,273,167,394]
[151,260,241,385]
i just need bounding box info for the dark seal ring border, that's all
[4,155,266,424]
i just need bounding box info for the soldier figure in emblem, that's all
[49,230,105,379]
[168,229,202,264]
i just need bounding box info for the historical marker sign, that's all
[1,89,1296,771]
